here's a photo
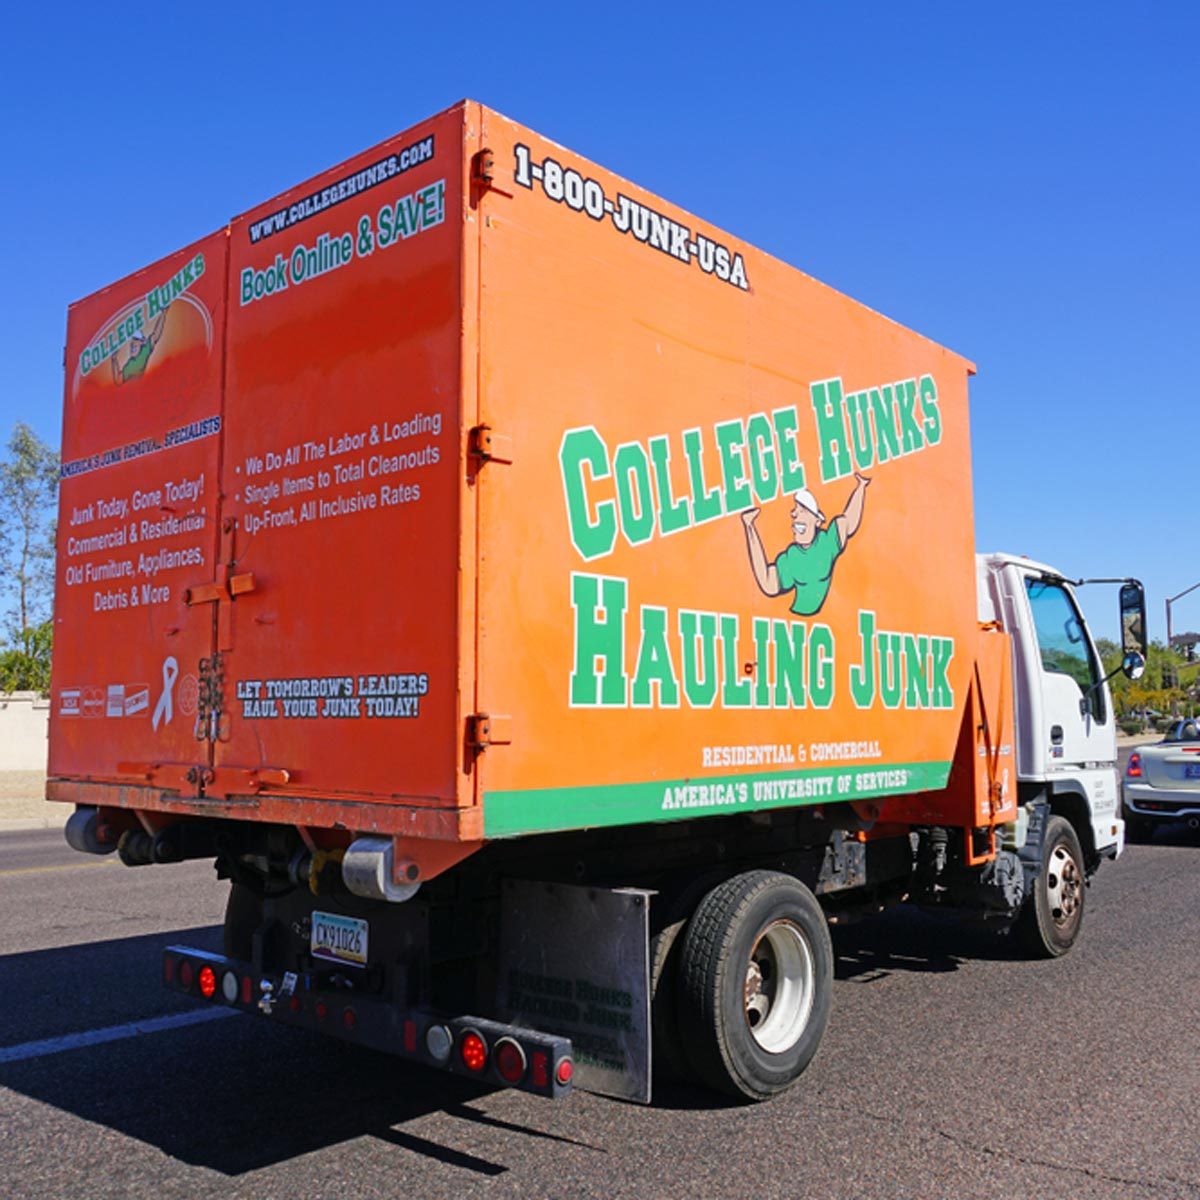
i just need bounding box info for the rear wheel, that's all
[1016,815,1085,958]
[649,876,722,1085]
[676,871,832,1101]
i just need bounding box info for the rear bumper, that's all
[48,778,483,844]
[162,945,574,1099]
[1123,783,1200,821]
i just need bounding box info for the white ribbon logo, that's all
[153,656,179,731]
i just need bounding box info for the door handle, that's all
[1050,725,1063,745]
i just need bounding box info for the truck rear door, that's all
[209,109,470,808]
[51,234,228,782]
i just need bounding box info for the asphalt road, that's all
[2,807,1199,1199]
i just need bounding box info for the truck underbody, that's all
[67,787,1095,1102]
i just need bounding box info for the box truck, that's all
[51,100,1147,1102]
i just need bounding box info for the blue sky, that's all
[1,2,1196,642]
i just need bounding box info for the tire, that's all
[1015,815,1086,958]
[676,871,833,1101]
[649,873,725,1085]
[223,880,263,961]
[650,915,692,1084]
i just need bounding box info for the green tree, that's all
[0,424,59,695]
[0,423,59,636]
[1103,639,1193,722]
[0,620,53,692]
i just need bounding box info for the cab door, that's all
[1005,567,1120,844]
[1021,575,1113,770]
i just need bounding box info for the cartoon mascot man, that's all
[740,473,871,616]
[111,306,169,385]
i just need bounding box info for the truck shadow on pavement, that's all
[0,925,606,1177]
[831,906,1020,983]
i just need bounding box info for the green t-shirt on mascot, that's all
[774,526,844,616]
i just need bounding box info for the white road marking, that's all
[0,1007,238,1064]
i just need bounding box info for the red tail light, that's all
[163,956,175,985]
[493,1038,526,1085]
[403,1019,417,1053]
[179,960,194,990]
[530,1051,549,1089]
[1126,752,1142,778]
[343,1008,358,1031]
[242,976,253,1005]
[555,1058,574,1086]
[459,1030,488,1073]
[315,1000,329,1021]
[198,966,217,999]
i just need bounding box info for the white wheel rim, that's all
[1046,841,1082,928]
[744,918,815,1053]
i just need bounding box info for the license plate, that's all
[310,911,368,968]
[1185,764,1200,780]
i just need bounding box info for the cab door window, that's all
[1025,579,1106,723]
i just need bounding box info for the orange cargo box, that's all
[50,101,1000,862]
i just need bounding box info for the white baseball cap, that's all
[793,489,825,523]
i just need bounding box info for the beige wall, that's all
[0,692,50,771]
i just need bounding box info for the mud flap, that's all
[497,879,652,1102]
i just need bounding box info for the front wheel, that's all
[1015,815,1086,958]
[676,871,832,1101]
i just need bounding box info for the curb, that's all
[0,816,69,833]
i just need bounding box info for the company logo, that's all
[73,254,213,394]
[557,372,956,715]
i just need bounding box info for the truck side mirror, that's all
[1122,651,1146,681]
[1119,581,1147,659]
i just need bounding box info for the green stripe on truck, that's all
[483,760,952,838]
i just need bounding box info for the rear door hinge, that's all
[468,425,514,465]
[470,147,512,206]
[468,713,512,749]
[472,148,496,188]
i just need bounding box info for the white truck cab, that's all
[978,554,1142,869]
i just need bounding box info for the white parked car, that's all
[1123,719,1200,839]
